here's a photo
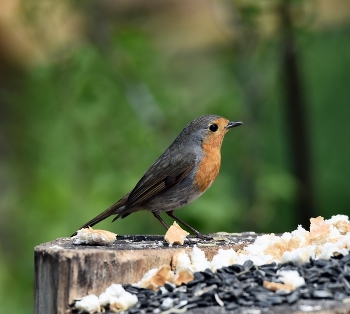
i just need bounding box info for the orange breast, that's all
[194,137,222,193]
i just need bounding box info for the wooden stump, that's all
[34,233,256,314]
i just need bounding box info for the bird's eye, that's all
[209,124,218,132]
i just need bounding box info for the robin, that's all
[72,115,243,239]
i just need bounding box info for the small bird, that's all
[72,115,243,239]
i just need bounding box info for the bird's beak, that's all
[225,121,243,130]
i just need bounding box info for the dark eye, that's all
[209,124,218,132]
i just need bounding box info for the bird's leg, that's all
[152,212,170,230]
[166,211,212,240]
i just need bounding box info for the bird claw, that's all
[196,234,213,241]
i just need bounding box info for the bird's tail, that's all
[71,194,129,237]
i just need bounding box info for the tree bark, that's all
[280,1,315,228]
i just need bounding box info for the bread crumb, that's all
[326,215,350,234]
[72,227,116,246]
[164,222,189,245]
[174,269,194,285]
[99,284,137,311]
[264,269,305,292]
[137,265,175,290]
[74,284,137,313]
[277,270,305,289]
[75,294,101,313]
[210,248,237,272]
[172,250,192,271]
[263,281,294,292]
[308,216,331,244]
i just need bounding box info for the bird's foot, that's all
[195,233,213,241]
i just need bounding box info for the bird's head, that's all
[182,115,243,149]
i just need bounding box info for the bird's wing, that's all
[125,151,196,209]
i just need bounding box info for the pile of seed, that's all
[121,253,350,313]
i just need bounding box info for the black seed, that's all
[340,254,350,265]
[237,298,254,306]
[287,290,300,304]
[217,272,235,285]
[216,272,227,281]
[179,292,188,301]
[186,279,201,287]
[232,288,243,298]
[206,278,221,286]
[134,310,145,314]
[104,251,350,313]
[228,264,245,273]
[202,269,215,278]
[186,303,199,310]
[236,273,250,280]
[124,284,141,295]
[197,301,209,307]
[249,287,274,296]
[222,277,235,286]
[241,282,255,290]
[148,301,160,308]
[269,295,284,305]
[194,272,205,281]
[259,262,277,270]
[243,260,254,271]
[140,299,149,307]
[192,283,207,295]
[257,300,272,308]
[312,289,333,298]
[262,269,278,277]
[299,287,311,298]
[327,282,344,290]
[344,264,350,274]
[313,259,329,267]
[305,271,320,283]
[320,277,332,284]
[322,268,340,277]
[257,269,266,277]
[279,261,295,268]
[255,293,271,302]
[187,296,201,304]
[164,283,174,292]
[145,290,157,298]
[341,276,350,291]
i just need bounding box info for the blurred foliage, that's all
[0,0,350,313]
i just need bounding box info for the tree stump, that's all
[34,233,256,314]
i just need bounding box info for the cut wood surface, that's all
[34,233,257,314]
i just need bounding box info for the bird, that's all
[72,115,243,239]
